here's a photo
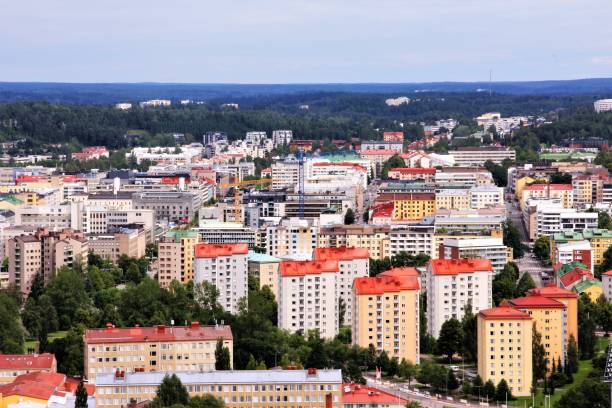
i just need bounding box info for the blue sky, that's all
[2,0,612,83]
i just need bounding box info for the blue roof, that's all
[248,251,280,263]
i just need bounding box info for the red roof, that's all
[528,284,578,299]
[342,383,408,404]
[0,372,66,401]
[379,267,419,278]
[479,302,532,320]
[0,353,55,370]
[509,295,566,309]
[313,162,366,171]
[429,258,493,275]
[84,323,233,344]
[371,202,394,218]
[389,167,436,174]
[602,270,612,277]
[16,175,47,183]
[524,184,572,191]
[279,260,339,277]
[560,268,593,288]
[354,273,420,295]
[194,243,248,258]
[313,247,369,261]
[360,149,398,155]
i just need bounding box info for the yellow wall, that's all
[181,236,199,283]
[393,199,435,221]
[353,289,419,364]
[435,194,470,210]
[515,176,534,201]
[258,262,279,300]
[581,285,604,302]
[0,394,48,408]
[521,307,565,369]
[477,316,532,397]
[317,233,390,260]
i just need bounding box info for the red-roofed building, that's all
[426,259,493,337]
[261,167,272,178]
[370,202,394,226]
[387,167,436,182]
[278,260,340,339]
[528,284,579,346]
[342,383,407,408]
[72,146,109,161]
[0,371,95,407]
[313,248,369,326]
[382,132,404,142]
[193,243,248,314]
[477,302,532,397]
[521,183,574,209]
[558,267,593,289]
[0,354,56,383]
[84,322,232,381]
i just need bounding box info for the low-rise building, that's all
[450,146,516,166]
[521,184,573,210]
[387,168,436,182]
[352,268,420,364]
[193,243,249,314]
[95,369,343,408]
[469,185,504,209]
[0,354,56,384]
[477,303,532,397]
[342,383,407,408]
[550,229,612,267]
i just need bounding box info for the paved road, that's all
[365,377,495,408]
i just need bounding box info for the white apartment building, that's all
[196,221,257,248]
[14,203,77,230]
[603,271,612,301]
[307,162,368,189]
[312,247,369,326]
[271,158,301,190]
[139,99,171,108]
[434,168,494,186]
[426,258,494,338]
[245,131,267,144]
[278,260,340,339]
[272,130,293,147]
[193,243,249,314]
[554,240,593,273]
[128,144,204,165]
[388,228,435,258]
[535,207,598,237]
[594,99,612,113]
[469,185,504,209]
[114,103,132,110]
[449,147,516,166]
[266,218,318,258]
[440,237,511,273]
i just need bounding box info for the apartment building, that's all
[272,130,293,147]
[388,227,435,258]
[266,218,318,258]
[313,247,369,326]
[375,192,435,221]
[435,189,471,210]
[317,224,390,260]
[132,191,200,223]
[520,184,573,210]
[551,229,612,267]
[509,295,567,368]
[248,251,280,299]
[435,167,494,186]
[449,147,516,166]
[193,243,249,314]
[439,237,511,274]
[84,322,233,382]
[278,260,340,339]
[271,159,301,190]
[594,99,612,113]
[535,207,597,237]
[196,221,257,248]
[387,168,436,182]
[426,259,494,338]
[8,229,88,295]
[360,140,403,153]
[359,150,397,175]
[603,270,612,302]
[0,353,56,383]
[469,185,504,209]
[352,268,420,364]
[157,229,200,288]
[87,227,147,264]
[477,303,532,397]
[434,209,506,233]
[572,175,604,207]
[95,369,343,408]
[529,285,579,346]
[554,241,593,273]
[14,203,76,230]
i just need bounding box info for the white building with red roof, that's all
[313,247,370,326]
[426,259,494,337]
[0,353,56,383]
[193,243,249,314]
[387,167,436,182]
[278,260,340,338]
[342,383,407,408]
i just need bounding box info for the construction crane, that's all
[220,178,271,222]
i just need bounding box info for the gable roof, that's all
[479,302,532,320]
[194,243,248,258]
[509,296,566,309]
[279,260,339,277]
[429,258,493,275]
[313,247,369,261]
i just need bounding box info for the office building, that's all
[449,147,516,166]
[387,168,436,182]
[352,268,420,364]
[84,322,233,382]
[132,191,200,223]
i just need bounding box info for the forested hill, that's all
[2,78,612,104]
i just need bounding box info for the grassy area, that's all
[24,331,68,353]
[511,337,609,407]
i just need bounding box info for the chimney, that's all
[156,325,166,333]
[190,321,200,329]
[307,368,317,376]
[325,393,333,408]
[106,323,113,329]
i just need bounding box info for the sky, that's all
[2,0,612,83]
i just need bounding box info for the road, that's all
[365,377,495,408]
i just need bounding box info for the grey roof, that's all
[96,369,342,386]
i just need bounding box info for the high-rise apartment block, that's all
[157,229,200,288]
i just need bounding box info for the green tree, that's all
[435,318,463,360]
[532,325,548,382]
[492,264,518,306]
[556,379,610,408]
[461,303,477,362]
[566,335,579,376]
[44,267,89,329]
[75,381,88,408]
[215,338,231,370]
[598,211,612,230]
[0,292,25,353]
[381,155,406,179]
[429,365,448,392]
[533,236,550,262]
[189,395,225,408]
[447,369,459,392]
[344,209,355,225]
[47,325,85,376]
[398,359,417,387]
[245,354,258,370]
[495,379,513,402]
[503,220,524,258]
[153,374,189,407]
[405,402,423,408]
[483,380,496,401]
[515,273,536,297]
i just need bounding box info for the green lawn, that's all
[24,331,68,353]
[511,337,609,407]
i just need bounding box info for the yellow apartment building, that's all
[477,303,533,397]
[317,224,390,260]
[509,296,567,368]
[84,322,233,382]
[353,268,420,364]
[247,251,280,299]
[520,184,573,210]
[529,285,579,347]
[435,189,471,210]
[157,229,199,287]
[376,193,435,221]
[515,176,535,201]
